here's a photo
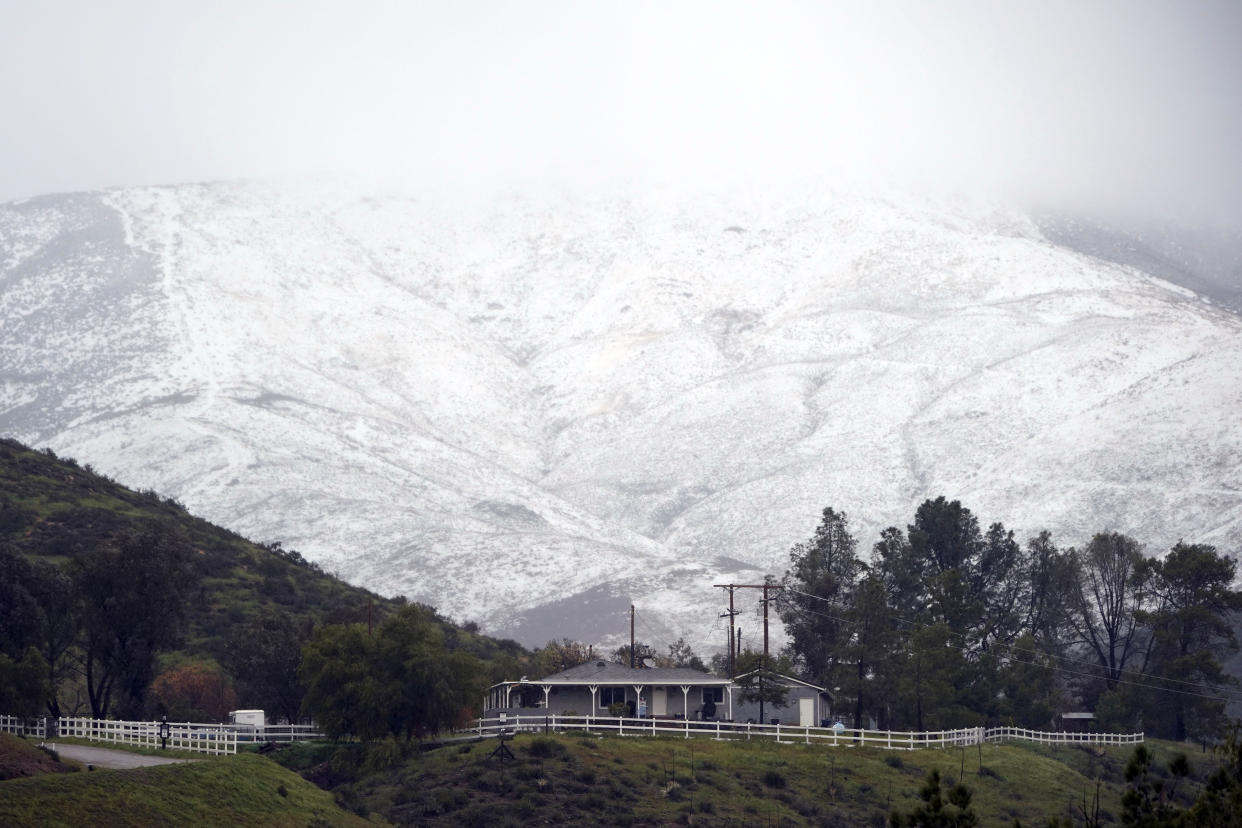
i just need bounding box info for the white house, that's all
[485,661,736,720]
[485,662,834,726]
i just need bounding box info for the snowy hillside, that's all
[2,181,1240,648]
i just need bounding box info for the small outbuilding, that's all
[729,671,833,727]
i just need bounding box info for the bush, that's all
[884,755,904,769]
[526,736,567,759]
[762,769,787,789]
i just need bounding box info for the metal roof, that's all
[731,669,832,696]
[494,661,731,687]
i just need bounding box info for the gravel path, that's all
[45,743,193,770]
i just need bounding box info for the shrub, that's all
[884,755,904,769]
[762,769,788,789]
[526,737,567,759]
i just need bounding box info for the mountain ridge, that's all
[3,180,1240,646]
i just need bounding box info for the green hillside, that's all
[0,438,396,648]
[315,731,1222,827]
[0,437,528,720]
[0,748,379,827]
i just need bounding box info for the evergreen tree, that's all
[908,497,984,637]
[890,769,980,827]
[777,506,863,690]
[1137,542,1242,741]
[838,572,901,729]
[1022,531,1076,652]
[976,522,1025,650]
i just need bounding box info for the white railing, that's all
[229,724,323,743]
[0,714,323,752]
[984,725,1144,746]
[54,716,238,755]
[465,715,1143,750]
[0,715,46,738]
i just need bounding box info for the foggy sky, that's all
[2,1,1240,224]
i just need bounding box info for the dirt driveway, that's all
[46,743,193,770]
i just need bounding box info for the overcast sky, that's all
[2,1,1240,224]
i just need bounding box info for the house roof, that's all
[731,669,832,696]
[501,661,731,687]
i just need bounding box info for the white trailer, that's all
[229,709,265,729]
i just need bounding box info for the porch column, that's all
[632,685,646,717]
[541,684,551,710]
[589,685,598,717]
[680,686,690,719]
[505,685,513,707]
[726,685,734,721]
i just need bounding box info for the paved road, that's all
[46,743,193,770]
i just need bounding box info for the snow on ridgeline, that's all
[1,180,1240,646]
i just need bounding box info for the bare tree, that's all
[1067,532,1152,691]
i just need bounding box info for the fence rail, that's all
[56,716,238,755]
[465,715,1144,750]
[231,724,324,743]
[0,714,45,739]
[0,716,323,754]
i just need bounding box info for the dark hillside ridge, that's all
[0,437,521,665]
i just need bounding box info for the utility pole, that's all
[630,604,635,669]
[714,582,783,720]
[715,585,741,677]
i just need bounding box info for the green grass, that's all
[324,732,1222,827]
[45,736,220,762]
[0,752,381,827]
[0,734,81,780]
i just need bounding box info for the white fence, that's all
[0,715,324,755]
[55,717,238,755]
[0,714,45,738]
[231,724,324,743]
[467,715,1144,750]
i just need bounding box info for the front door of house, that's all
[652,688,667,716]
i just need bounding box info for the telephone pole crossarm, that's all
[714,583,783,678]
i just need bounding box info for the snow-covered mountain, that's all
[3,180,1241,649]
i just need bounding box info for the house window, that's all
[600,687,625,706]
[702,687,723,704]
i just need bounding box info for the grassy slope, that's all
[0,749,380,828]
[0,734,80,781]
[0,438,528,669]
[0,437,398,648]
[334,732,1222,827]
